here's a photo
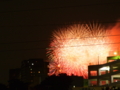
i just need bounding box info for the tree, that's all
[34,73,72,90]
[0,83,8,90]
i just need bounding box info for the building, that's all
[8,68,22,90]
[21,58,49,86]
[71,76,84,88]
[88,56,120,86]
[9,68,21,80]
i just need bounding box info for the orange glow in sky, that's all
[47,22,120,78]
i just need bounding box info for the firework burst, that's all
[48,62,62,76]
[47,24,112,79]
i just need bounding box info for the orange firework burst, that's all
[47,24,112,79]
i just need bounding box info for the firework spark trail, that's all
[47,24,112,78]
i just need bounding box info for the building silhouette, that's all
[9,68,21,81]
[88,56,120,86]
[21,58,48,86]
[9,58,49,89]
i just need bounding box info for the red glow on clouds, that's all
[47,23,120,79]
[108,22,120,54]
[109,22,120,43]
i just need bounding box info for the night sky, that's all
[0,0,120,84]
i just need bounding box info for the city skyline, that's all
[8,58,48,89]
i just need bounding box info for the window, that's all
[73,85,75,88]
[32,63,34,65]
[99,66,110,75]
[38,71,40,73]
[90,71,97,76]
[89,79,97,86]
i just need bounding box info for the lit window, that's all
[30,71,33,73]
[73,85,75,88]
[89,79,97,86]
[32,63,34,65]
[99,66,110,71]
[30,68,32,70]
[90,71,97,76]
[38,71,40,73]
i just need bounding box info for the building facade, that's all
[21,58,48,86]
[9,68,21,80]
[88,56,120,86]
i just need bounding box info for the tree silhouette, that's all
[0,83,8,90]
[34,73,72,90]
[8,79,28,90]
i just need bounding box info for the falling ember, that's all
[48,62,62,76]
[47,24,113,79]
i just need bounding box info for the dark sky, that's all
[0,0,120,84]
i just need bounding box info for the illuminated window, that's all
[99,66,110,75]
[113,78,120,82]
[90,71,97,76]
[30,71,33,73]
[89,79,97,86]
[32,63,34,65]
[73,85,75,88]
[108,60,115,62]
[30,68,32,70]
[113,66,118,69]
[99,66,110,71]
[101,80,106,85]
[113,70,118,72]
[38,71,40,73]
